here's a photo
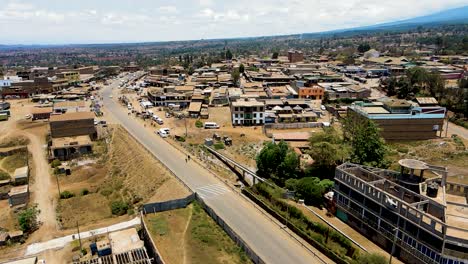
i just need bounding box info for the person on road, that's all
[188,155,191,161]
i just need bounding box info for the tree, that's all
[343,55,355,65]
[111,200,129,216]
[18,205,40,233]
[357,43,371,53]
[226,49,233,60]
[239,64,245,73]
[285,177,332,206]
[231,68,240,87]
[308,128,350,178]
[256,141,299,186]
[272,52,279,59]
[342,114,389,168]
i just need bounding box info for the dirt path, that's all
[182,205,193,264]
[21,130,58,240]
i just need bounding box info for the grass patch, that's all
[2,152,28,173]
[56,193,112,229]
[188,201,250,264]
[148,216,169,236]
[0,136,30,148]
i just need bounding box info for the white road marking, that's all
[196,183,231,199]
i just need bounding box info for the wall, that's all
[142,193,195,214]
[194,194,267,264]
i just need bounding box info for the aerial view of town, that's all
[0,1,467,264]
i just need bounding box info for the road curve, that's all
[101,84,333,264]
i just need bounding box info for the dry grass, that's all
[56,125,189,228]
[0,135,30,148]
[0,152,28,174]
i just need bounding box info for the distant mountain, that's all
[303,5,468,38]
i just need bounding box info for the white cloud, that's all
[158,5,178,14]
[0,0,467,44]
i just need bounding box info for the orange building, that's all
[298,86,324,100]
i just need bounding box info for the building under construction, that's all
[334,160,467,264]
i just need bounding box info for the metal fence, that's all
[264,122,323,130]
[194,194,267,264]
[140,212,166,264]
[142,193,196,214]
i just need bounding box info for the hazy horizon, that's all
[0,0,467,45]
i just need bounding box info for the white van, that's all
[204,122,220,129]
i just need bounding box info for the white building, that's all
[231,98,265,126]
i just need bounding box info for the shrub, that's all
[18,205,40,233]
[80,188,89,196]
[213,142,225,150]
[127,209,135,215]
[176,136,186,142]
[60,191,75,199]
[0,170,10,180]
[111,200,129,216]
[51,159,61,168]
[195,120,203,128]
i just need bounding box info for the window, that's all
[259,113,263,118]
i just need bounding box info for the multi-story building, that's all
[348,99,446,140]
[147,87,192,108]
[334,160,468,264]
[288,50,304,63]
[231,99,265,126]
[56,71,80,84]
[298,86,325,100]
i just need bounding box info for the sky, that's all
[0,0,467,44]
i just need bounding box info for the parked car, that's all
[156,118,164,125]
[157,129,168,138]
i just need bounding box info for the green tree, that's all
[256,141,293,185]
[308,128,350,178]
[275,151,300,185]
[226,49,233,60]
[272,52,279,59]
[286,177,331,206]
[357,43,371,53]
[342,114,389,168]
[343,55,355,65]
[231,68,240,87]
[111,200,129,216]
[18,205,40,233]
[239,64,245,73]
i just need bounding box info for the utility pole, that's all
[76,221,83,254]
[185,116,188,137]
[389,227,399,264]
[55,173,61,197]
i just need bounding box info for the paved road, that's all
[25,217,141,256]
[101,83,333,264]
[446,121,468,140]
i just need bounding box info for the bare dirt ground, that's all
[57,125,190,229]
[0,99,59,241]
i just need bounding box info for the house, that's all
[297,86,324,100]
[13,166,28,185]
[53,101,87,113]
[288,50,304,63]
[277,112,318,123]
[231,99,265,126]
[188,102,202,118]
[265,85,298,99]
[49,112,96,139]
[31,107,53,120]
[348,99,446,140]
[8,185,28,207]
[50,135,93,161]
